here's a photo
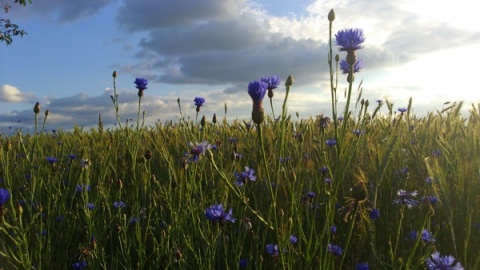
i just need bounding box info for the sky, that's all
[1,0,480,133]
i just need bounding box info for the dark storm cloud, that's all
[116,0,246,31]
[139,19,265,55]
[8,0,113,22]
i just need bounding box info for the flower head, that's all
[261,75,281,90]
[239,258,248,268]
[72,261,88,270]
[398,107,408,113]
[393,189,419,208]
[248,80,267,102]
[327,243,343,256]
[335,28,365,52]
[326,139,337,146]
[0,188,11,205]
[356,263,370,270]
[86,203,95,210]
[205,204,236,224]
[113,201,126,209]
[235,166,256,186]
[194,97,205,108]
[340,58,364,74]
[46,156,58,164]
[187,140,211,162]
[290,235,298,244]
[265,244,279,256]
[134,78,148,91]
[411,229,435,243]
[369,208,380,220]
[425,251,464,270]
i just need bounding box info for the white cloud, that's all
[0,84,34,103]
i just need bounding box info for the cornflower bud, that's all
[328,9,336,22]
[144,150,152,160]
[285,74,294,87]
[212,113,217,124]
[33,102,40,114]
[112,70,117,78]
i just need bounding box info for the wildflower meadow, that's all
[1,9,479,270]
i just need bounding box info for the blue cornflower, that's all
[420,229,436,243]
[279,156,291,164]
[239,258,248,268]
[194,97,205,108]
[46,156,58,164]
[340,58,364,74]
[261,75,281,90]
[86,203,95,210]
[393,189,419,209]
[424,195,438,205]
[0,188,11,205]
[307,191,316,198]
[356,263,370,270]
[205,204,236,224]
[72,261,88,270]
[353,129,364,135]
[425,251,464,270]
[369,208,380,220]
[290,235,298,244]
[134,78,148,91]
[130,217,140,225]
[266,244,279,256]
[187,141,211,162]
[409,229,435,243]
[398,107,407,113]
[327,243,343,256]
[235,167,256,186]
[326,139,337,146]
[113,201,126,209]
[335,28,366,52]
[330,225,337,234]
[248,80,267,101]
[325,178,332,184]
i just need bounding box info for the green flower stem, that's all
[392,206,405,268]
[339,63,355,148]
[340,206,359,269]
[269,97,276,121]
[112,75,123,130]
[257,122,285,268]
[328,18,339,143]
[136,96,142,132]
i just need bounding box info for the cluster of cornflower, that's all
[247,75,281,124]
[335,27,366,79]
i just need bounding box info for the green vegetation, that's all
[1,9,478,270]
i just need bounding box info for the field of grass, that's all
[1,10,479,270]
